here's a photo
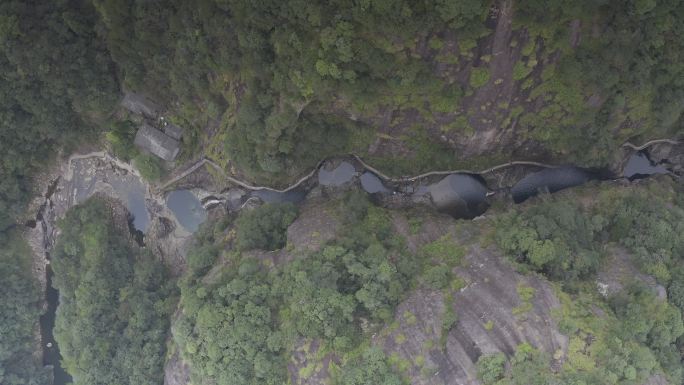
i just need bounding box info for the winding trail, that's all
[161,156,561,193]
[155,136,684,193]
[352,156,556,183]
[160,158,325,193]
[622,138,681,151]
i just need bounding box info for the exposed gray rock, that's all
[376,245,567,385]
[286,198,341,254]
[164,350,190,385]
[596,246,665,299]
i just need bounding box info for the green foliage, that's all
[175,261,286,385]
[422,265,451,290]
[668,265,684,314]
[0,0,119,229]
[515,0,684,166]
[492,184,684,383]
[440,294,458,349]
[495,200,606,282]
[557,281,684,384]
[476,352,506,385]
[513,283,536,318]
[133,153,166,181]
[608,284,684,382]
[605,193,684,280]
[89,0,490,181]
[420,235,465,267]
[334,347,404,385]
[469,67,491,88]
[185,216,233,276]
[176,198,418,384]
[419,235,464,289]
[106,120,138,161]
[235,203,298,251]
[506,343,554,385]
[0,231,51,385]
[187,242,220,276]
[51,198,176,385]
[512,61,533,81]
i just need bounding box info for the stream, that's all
[219,149,675,218]
[39,265,72,385]
[34,144,678,383]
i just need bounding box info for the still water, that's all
[623,152,668,180]
[318,161,357,186]
[166,190,208,232]
[427,174,489,219]
[511,166,596,203]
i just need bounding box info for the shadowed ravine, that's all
[33,137,680,384]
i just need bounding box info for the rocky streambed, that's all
[24,152,211,384]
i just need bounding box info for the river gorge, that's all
[26,139,681,385]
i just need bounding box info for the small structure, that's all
[134,124,180,161]
[163,123,183,140]
[121,92,161,118]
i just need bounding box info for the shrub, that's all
[133,153,166,181]
[513,61,533,81]
[469,67,490,88]
[235,203,298,251]
[106,120,138,161]
[334,347,402,385]
[476,353,506,385]
[422,265,451,289]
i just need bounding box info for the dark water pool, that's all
[623,152,668,180]
[127,190,150,232]
[39,266,72,385]
[167,190,208,232]
[427,174,489,219]
[360,172,391,193]
[511,166,596,203]
[318,161,357,186]
[106,178,150,232]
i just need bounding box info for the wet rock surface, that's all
[276,207,568,385]
[375,244,566,385]
[647,143,684,176]
[164,350,191,385]
[286,198,342,255]
[26,152,196,281]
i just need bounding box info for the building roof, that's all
[134,124,180,161]
[164,123,183,140]
[121,92,161,118]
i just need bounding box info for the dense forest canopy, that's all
[90,0,684,176]
[2,0,684,228]
[172,181,684,385]
[1,1,684,384]
[175,194,466,385]
[0,230,51,385]
[493,182,684,383]
[51,198,176,385]
[0,0,119,229]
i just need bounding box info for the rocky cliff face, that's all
[369,213,568,385]
[251,198,569,385]
[374,246,567,385]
